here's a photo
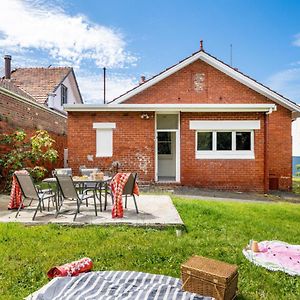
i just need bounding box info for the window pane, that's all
[217,132,232,150]
[197,132,212,150]
[158,132,171,141]
[157,114,178,129]
[158,132,172,154]
[236,132,251,150]
[158,142,171,154]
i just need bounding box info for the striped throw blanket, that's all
[26,271,214,300]
[110,173,139,218]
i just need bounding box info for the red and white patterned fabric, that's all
[47,257,93,278]
[110,173,139,218]
[8,170,29,209]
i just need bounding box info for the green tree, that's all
[0,129,58,191]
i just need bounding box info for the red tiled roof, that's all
[0,79,36,101]
[9,67,72,104]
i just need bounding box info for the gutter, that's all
[64,103,277,113]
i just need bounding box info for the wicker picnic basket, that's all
[181,256,238,300]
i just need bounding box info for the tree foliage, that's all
[0,129,58,191]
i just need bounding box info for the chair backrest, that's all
[54,168,73,176]
[123,173,137,195]
[15,173,38,199]
[80,168,99,176]
[55,174,78,199]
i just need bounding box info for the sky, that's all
[0,0,300,104]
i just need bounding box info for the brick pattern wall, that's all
[68,112,155,181]
[0,91,67,167]
[181,112,265,192]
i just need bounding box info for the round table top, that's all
[43,176,111,183]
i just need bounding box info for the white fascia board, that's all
[65,103,276,113]
[93,122,116,129]
[190,120,260,130]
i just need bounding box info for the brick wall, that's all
[67,59,292,191]
[180,112,265,192]
[0,90,67,167]
[68,112,155,181]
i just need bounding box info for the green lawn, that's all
[0,197,300,300]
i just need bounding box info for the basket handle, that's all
[182,275,190,290]
[213,282,222,300]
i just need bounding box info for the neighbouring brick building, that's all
[0,55,82,168]
[0,80,67,166]
[65,49,300,192]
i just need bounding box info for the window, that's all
[158,132,172,155]
[93,123,116,157]
[217,132,232,151]
[61,84,68,105]
[236,132,251,150]
[190,120,259,159]
[197,132,212,150]
[196,131,254,159]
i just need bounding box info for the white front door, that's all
[155,113,180,182]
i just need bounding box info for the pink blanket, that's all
[243,240,300,276]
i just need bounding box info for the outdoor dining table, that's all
[43,176,112,212]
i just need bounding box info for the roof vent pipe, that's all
[4,55,11,79]
[200,40,204,51]
[140,75,146,84]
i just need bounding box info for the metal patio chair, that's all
[55,174,99,221]
[15,173,56,221]
[123,173,139,214]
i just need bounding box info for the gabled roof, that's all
[9,67,82,104]
[109,50,300,114]
[0,80,67,118]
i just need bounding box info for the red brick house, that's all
[65,49,300,192]
[0,55,82,167]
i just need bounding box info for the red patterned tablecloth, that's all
[8,170,28,209]
[110,173,139,218]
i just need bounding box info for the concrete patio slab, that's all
[0,195,184,227]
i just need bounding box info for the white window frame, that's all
[195,130,254,159]
[190,120,259,160]
[93,123,116,157]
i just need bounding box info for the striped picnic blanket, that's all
[26,271,214,300]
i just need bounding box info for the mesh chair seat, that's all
[15,173,56,220]
[123,173,139,214]
[55,174,100,221]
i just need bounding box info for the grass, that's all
[293,177,300,194]
[0,197,300,299]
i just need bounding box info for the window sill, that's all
[96,154,112,158]
[196,152,255,160]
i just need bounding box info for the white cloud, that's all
[266,68,300,103]
[0,0,137,68]
[76,72,138,104]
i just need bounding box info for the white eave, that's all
[64,103,276,113]
[108,51,300,114]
